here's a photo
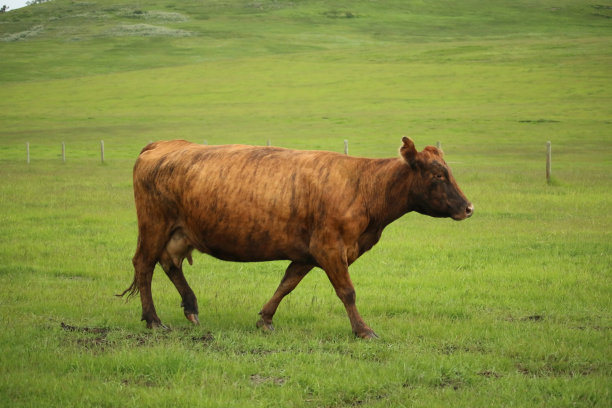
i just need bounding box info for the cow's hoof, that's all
[185,313,200,325]
[356,329,379,340]
[256,318,274,332]
[147,321,170,330]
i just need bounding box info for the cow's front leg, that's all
[328,272,378,339]
[313,245,378,339]
[257,262,313,331]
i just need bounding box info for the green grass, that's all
[1,0,611,407]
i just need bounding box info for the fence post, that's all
[546,141,551,182]
[436,141,441,150]
[26,142,30,164]
[267,139,271,146]
[100,140,105,163]
[62,142,66,163]
[344,140,349,155]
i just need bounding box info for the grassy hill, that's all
[1,1,611,407]
[2,1,609,82]
[1,1,610,155]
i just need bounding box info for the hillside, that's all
[1,0,611,82]
[1,0,610,156]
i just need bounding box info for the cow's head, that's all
[400,137,473,220]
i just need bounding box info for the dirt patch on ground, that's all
[502,314,545,322]
[522,315,544,322]
[60,322,214,350]
[478,370,503,378]
[61,322,110,352]
[61,322,110,334]
[250,374,286,386]
[192,332,215,344]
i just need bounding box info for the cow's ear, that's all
[400,137,418,164]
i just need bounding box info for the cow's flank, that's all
[119,137,473,338]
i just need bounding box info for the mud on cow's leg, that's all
[257,262,313,331]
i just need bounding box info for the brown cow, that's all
[119,137,473,338]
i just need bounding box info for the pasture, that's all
[0,0,610,406]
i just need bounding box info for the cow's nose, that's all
[465,204,474,218]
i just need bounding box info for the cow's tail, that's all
[116,277,139,300]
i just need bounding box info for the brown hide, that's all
[123,138,472,338]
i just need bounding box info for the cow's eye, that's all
[435,173,444,180]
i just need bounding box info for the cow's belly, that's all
[185,212,312,263]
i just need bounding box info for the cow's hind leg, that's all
[160,263,199,325]
[131,249,165,329]
[257,262,313,331]
[121,222,171,329]
[160,229,199,325]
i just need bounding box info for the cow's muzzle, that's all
[453,203,474,220]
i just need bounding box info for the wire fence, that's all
[22,139,354,164]
[19,139,554,181]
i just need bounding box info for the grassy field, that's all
[1,0,611,406]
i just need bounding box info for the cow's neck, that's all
[361,157,417,228]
